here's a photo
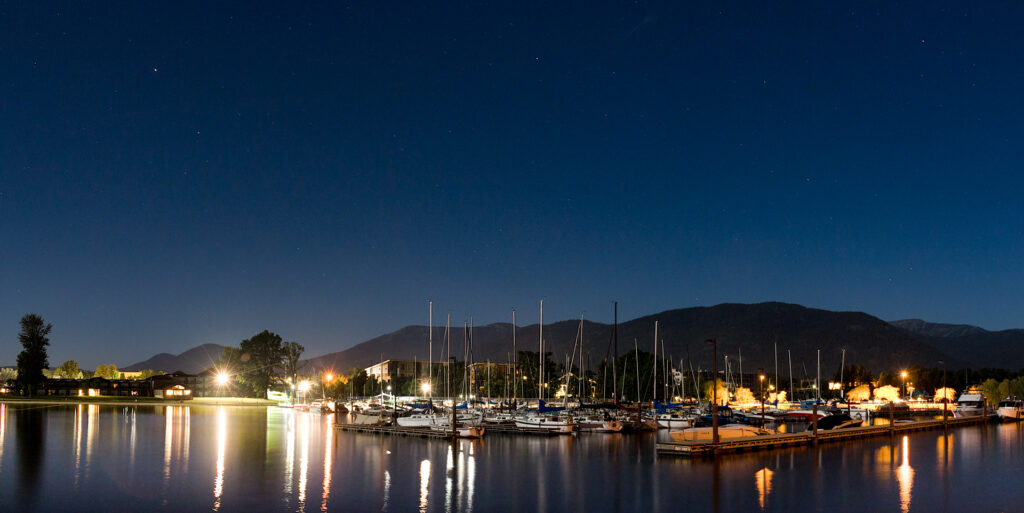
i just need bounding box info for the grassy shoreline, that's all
[0,396,279,407]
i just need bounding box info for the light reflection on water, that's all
[0,403,5,473]
[419,459,430,513]
[754,467,773,510]
[213,407,226,511]
[897,435,914,513]
[3,405,1024,511]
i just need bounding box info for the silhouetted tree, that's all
[240,330,285,398]
[281,341,305,391]
[17,314,51,396]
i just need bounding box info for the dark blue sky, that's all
[3,3,1023,368]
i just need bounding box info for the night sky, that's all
[3,3,1024,368]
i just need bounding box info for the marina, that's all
[656,414,994,457]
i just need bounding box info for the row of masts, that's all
[402,301,848,406]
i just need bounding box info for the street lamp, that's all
[759,370,766,428]
[216,371,230,386]
[900,371,908,400]
[939,360,947,423]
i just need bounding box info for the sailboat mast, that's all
[513,310,518,403]
[788,349,793,402]
[539,300,544,403]
[774,340,778,399]
[839,348,846,401]
[634,338,640,403]
[816,349,821,402]
[428,300,433,404]
[445,315,451,401]
[738,348,743,390]
[613,301,618,402]
[653,321,658,405]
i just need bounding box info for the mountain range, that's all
[122,303,1024,376]
[122,343,226,374]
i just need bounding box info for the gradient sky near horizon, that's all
[3,3,1024,368]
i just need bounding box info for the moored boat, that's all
[953,392,987,418]
[576,415,624,433]
[815,413,863,430]
[430,424,485,438]
[656,413,693,429]
[996,399,1024,421]
[514,414,577,433]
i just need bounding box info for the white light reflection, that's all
[129,407,137,470]
[164,406,173,489]
[897,435,914,513]
[85,404,97,477]
[73,404,83,489]
[445,445,454,513]
[284,410,295,495]
[298,412,310,509]
[0,403,5,473]
[419,459,431,513]
[183,407,191,473]
[755,467,774,510]
[213,407,227,511]
[322,414,334,512]
[465,443,475,513]
[383,470,391,512]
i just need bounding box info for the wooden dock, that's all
[335,422,569,437]
[335,423,452,439]
[656,415,995,457]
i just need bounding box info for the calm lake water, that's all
[2,403,1024,512]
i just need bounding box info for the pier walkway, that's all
[334,423,567,438]
[656,415,995,457]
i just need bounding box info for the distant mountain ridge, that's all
[122,343,226,374]
[890,318,1024,369]
[126,304,1024,376]
[302,302,969,374]
[889,319,988,338]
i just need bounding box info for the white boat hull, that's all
[998,407,1024,421]
[514,417,577,433]
[657,417,692,429]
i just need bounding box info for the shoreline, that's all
[0,396,280,407]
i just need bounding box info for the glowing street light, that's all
[421,383,431,394]
[216,371,230,386]
[298,380,311,393]
[900,370,908,399]
[325,373,334,383]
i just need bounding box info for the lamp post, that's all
[901,371,908,400]
[705,339,719,446]
[759,370,766,428]
[939,360,947,424]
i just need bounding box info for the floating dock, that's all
[334,423,569,437]
[656,415,995,457]
[335,423,452,439]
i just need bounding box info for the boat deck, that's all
[656,414,994,457]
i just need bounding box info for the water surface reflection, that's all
[1,404,1024,512]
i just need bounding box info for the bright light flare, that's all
[216,372,230,386]
[421,383,431,394]
[298,380,311,392]
[324,373,333,383]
